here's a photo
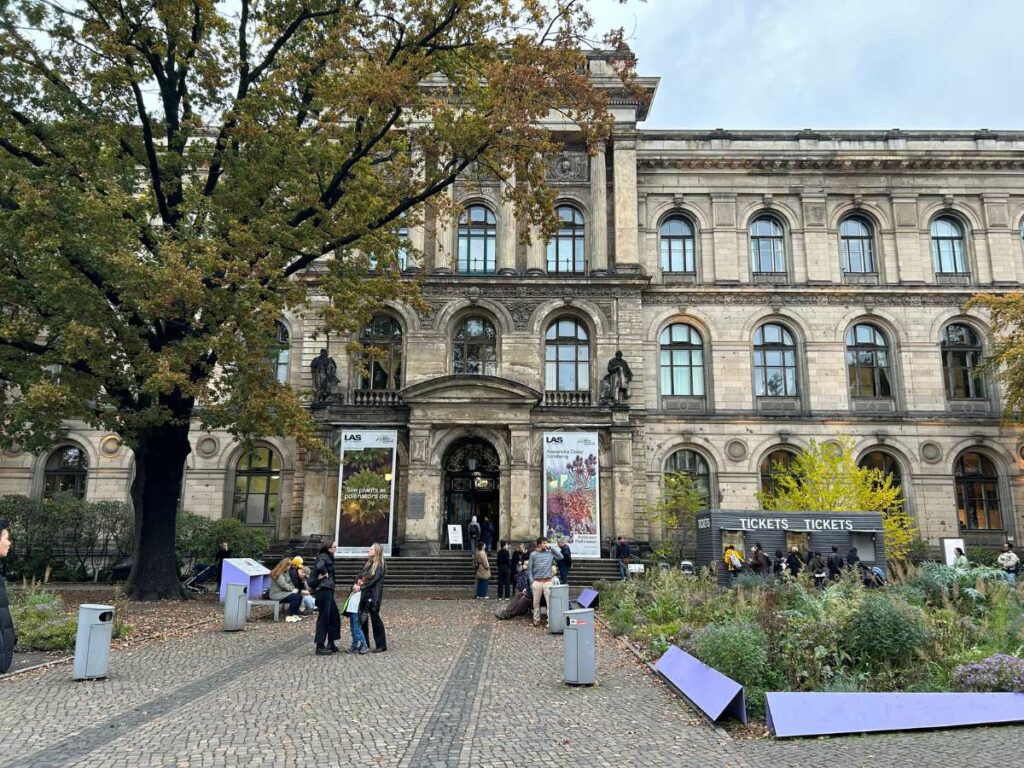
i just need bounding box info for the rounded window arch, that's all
[270,320,290,384]
[659,323,705,397]
[753,322,798,397]
[544,318,590,392]
[954,450,1002,530]
[659,215,696,274]
[749,215,786,274]
[931,216,968,275]
[859,449,905,510]
[358,315,403,391]
[453,316,497,375]
[664,448,712,507]
[941,323,986,400]
[457,204,497,274]
[43,444,88,499]
[547,205,586,273]
[839,215,875,274]
[233,445,282,527]
[846,323,892,399]
[759,448,797,500]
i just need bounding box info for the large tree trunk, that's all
[125,421,192,600]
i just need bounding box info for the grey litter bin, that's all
[563,607,595,686]
[548,584,569,635]
[223,582,248,632]
[73,603,115,681]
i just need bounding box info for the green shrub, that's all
[9,589,77,651]
[694,620,778,718]
[967,546,1000,568]
[843,593,930,672]
[175,512,213,560]
[200,518,269,560]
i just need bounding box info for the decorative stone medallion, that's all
[920,441,943,464]
[99,435,123,458]
[725,439,748,462]
[196,435,220,459]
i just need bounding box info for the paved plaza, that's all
[1,599,1022,767]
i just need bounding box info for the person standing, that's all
[496,541,512,599]
[785,546,803,578]
[827,546,845,581]
[312,541,341,656]
[723,544,744,578]
[614,536,631,581]
[998,543,1019,585]
[214,541,231,585]
[468,516,481,555]
[475,541,491,599]
[359,543,388,653]
[810,551,828,589]
[557,538,572,585]
[0,519,16,674]
[528,537,563,627]
[846,547,861,569]
[749,543,769,576]
[511,543,528,576]
[773,548,785,576]
[952,546,969,569]
[481,516,494,552]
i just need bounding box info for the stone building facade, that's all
[4,57,1024,556]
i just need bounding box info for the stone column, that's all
[801,194,830,283]
[403,426,439,552]
[890,193,926,284]
[508,427,533,540]
[526,224,546,273]
[612,137,640,271]
[589,143,608,272]
[433,185,454,273]
[610,420,635,539]
[711,193,739,282]
[497,173,517,274]
[983,194,1016,283]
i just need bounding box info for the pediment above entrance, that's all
[401,375,541,407]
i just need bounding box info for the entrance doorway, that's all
[443,439,500,550]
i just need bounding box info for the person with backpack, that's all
[827,545,845,580]
[468,516,481,555]
[749,543,770,576]
[723,544,744,578]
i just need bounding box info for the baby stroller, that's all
[183,562,216,594]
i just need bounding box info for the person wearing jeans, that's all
[475,541,491,598]
[614,536,631,581]
[528,537,563,627]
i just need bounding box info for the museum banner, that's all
[335,430,398,558]
[543,431,600,558]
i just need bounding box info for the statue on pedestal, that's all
[310,348,338,403]
[600,350,633,406]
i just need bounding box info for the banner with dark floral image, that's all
[335,430,398,557]
[543,432,600,558]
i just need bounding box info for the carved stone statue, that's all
[310,348,338,403]
[600,350,633,405]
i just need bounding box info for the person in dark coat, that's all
[510,543,528,576]
[480,516,494,552]
[785,547,803,578]
[846,547,861,569]
[358,543,388,653]
[214,541,231,585]
[773,549,785,576]
[312,541,341,655]
[557,538,572,584]
[827,546,845,580]
[496,541,512,599]
[0,519,16,674]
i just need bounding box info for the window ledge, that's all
[852,398,895,413]
[842,272,880,285]
[663,272,699,285]
[752,273,790,285]
[947,399,991,414]
[756,396,800,412]
[660,396,707,413]
[935,273,972,286]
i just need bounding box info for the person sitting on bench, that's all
[269,557,305,621]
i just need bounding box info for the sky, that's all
[587,0,1024,130]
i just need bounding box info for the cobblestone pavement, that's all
[1,599,1021,767]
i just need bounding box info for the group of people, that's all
[467,515,495,552]
[493,537,570,626]
[267,540,389,657]
[723,542,880,587]
[475,538,572,600]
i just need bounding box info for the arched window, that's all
[750,216,786,274]
[271,321,290,384]
[941,323,985,399]
[753,323,798,397]
[859,450,903,510]
[665,449,711,507]
[660,216,696,273]
[544,319,590,392]
[547,205,585,273]
[453,316,497,375]
[43,444,88,499]
[358,315,403,391]
[457,204,496,274]
[846,323,892,399]
[840,216,875,274]
[759,449,796,499]
[659,323,705,397]
[931,216,968,275]
[233,446,281,526]
[955,451,1002,530]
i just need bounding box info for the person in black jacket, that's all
[496,541,512,599]
[827,546,845,580]
[0,519,16,674]
[213,541,231,585]
[785,547,803,578]
[358,543,388,653]
[510,543,528,576]
[557,538,572,584]
[312,541,341,656]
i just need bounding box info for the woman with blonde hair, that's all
[268,557,304,621]
[357,543,388,653]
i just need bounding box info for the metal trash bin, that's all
[563,607,595,685]
[73,603,115,680]
[548,584,569,635]
[223,582,248,632]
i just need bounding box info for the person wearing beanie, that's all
[0,518,16,674]
[289,556,315,614]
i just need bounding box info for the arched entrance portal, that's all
[443,438,500,548]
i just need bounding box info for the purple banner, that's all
[654,645,747,724]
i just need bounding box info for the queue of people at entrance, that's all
[475,537,573,600]
[722,541,886,587]
[493,537,574,624]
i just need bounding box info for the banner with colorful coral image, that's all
[335,430,397,558]
[543,432,600,559]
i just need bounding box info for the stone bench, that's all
[247,598,282,622]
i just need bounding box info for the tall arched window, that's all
[544,319,589,392]
[660,216,696,273]
[859,450,904,510]
[955,451,1002,530]
[753,323,798,397]
[457,204,496,273]
[665,449,711,506]
[750,216,786,274]
[659,323,704,397]
[43,444,88,499]
[941,323,985,399]
[840,216,875,274]
[271,321,290,384]
[759,449,796,499]
[358,315,403,391]
[547,205,585,273]
[453,316,497,375]
[233,446,281,526]
[931,216,968,275]
[846,323,892,399]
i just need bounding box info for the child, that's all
[343,577,370,654]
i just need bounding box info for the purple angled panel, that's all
[577,588,599,609]
[766,692,1024,738]
[654,645,747,724]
